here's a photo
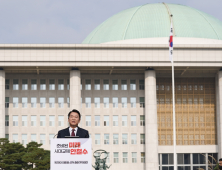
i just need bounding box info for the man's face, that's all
[68,112,80,127]
[219,160,222,167]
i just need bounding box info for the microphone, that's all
[53,134,58,138]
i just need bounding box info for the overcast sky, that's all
[0,0,221,44]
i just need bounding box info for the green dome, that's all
[82,3,222,44]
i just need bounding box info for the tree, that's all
[22,142,50,170]
[0,138,26,170]
[0,139,50,170]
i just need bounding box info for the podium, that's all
[50,138,92,170]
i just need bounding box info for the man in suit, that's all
[57,109,89,138]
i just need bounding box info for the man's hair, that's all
[219,158,222,162]
[68,109,81,119]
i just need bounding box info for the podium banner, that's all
[50,138,92,170]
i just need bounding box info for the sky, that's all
[0,0,221,44]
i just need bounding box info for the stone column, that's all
[145,70,158,170]
[0,69,5,138]
[217,71,222,158]
[70,68,81,111]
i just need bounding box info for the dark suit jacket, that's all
[57,127,89,138]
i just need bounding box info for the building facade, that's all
[1,3,222,170]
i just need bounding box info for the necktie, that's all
[71,129,75,136]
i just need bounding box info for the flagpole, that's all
[172,53,176,170]
[170,14,177,170]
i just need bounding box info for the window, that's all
[5,97,9,108]
[58,79,64,90]
[22,98,28,108]
[22,134,27,145]
[131,116,136,126]
[49,97,55,108]
[31,134,36,142]
[5,115,9,126]
[5,134,9,139]
[104,134,109,144]
[49,134,55,144]
[121,80,127,90]
[49,116,55,126]
[40,134,45,145]
[40,97,46,108]
[67,79,70,90]
[114,152,119,163]
[67,98,70,107]
[94,97,100,108]
[95,116,100,126]
[13,79,19,90]
[86,116,91,126]
[140,115,145,126]
[122,116,127,126]
[58,116,64,126]
[22,79,28,90]
[13,97,18,108]
[131,134,137,144]
[31,97,37,108]
[132,152,137,163]
[58,97,64,108]
[113,134,119,144]
[95,134,100,145]
[103,80,109,90]
[140,97,145,108]
[130,97,136,108]
[121,97,127,108]
[49,79,55,90]
[123,152,128,163]
[85,97,91,108]
[103,97,109,108]
[112,80,118,90]
[141,152,145,163]
[139,80,144,90]
[13,134,18,143]
[177,153,191,170]
[193,153,206,164]
[85,79,91,90]
[122,134,128,144]
[106,153,110,163]
[113,116,118,126]
[140,134,145,144]
[31,116,36,126]
[22,116,27,126]
[5,79,9,90]
[31,79,37,90]
[112,97,118,108]
[40,79,46,90]
[130,80,136,90]
[40,116,46,126]
[162,154,173,169]
[94,79,100,90]
[104,116,109,126]
[13,116,18,126]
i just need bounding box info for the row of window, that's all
[5,79,70,90]
[6,115,145,127]
[83,97,145,108]
[5,97,145,108]
[5,79,145,91]
[5,97,69,108]
[158,153,218,170]
[9,133,145,145]
[94,133,145,145]
[83,79,144,91]
[6,115,65,127]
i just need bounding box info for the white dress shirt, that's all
[69,127,78,136]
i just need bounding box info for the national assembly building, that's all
[0,3,222,170]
